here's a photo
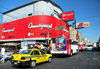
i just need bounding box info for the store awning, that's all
[0,43,20,46]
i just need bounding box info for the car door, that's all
[40,50,48,62]
[33,50,42,63]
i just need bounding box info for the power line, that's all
[76,15,100,20]
[0,5,25,17]
[0,5,27,23]
[0,11,19,20]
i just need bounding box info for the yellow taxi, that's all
[11,49,52,68]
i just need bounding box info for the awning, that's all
[0,43,20,46]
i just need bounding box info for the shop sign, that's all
[76,21,90,29]
[21,42,28,46]
[28,22,52,29]
[28,41,36,44]
[2,28,15,33]
[61,11,74,21]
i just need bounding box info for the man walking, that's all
[0,47,5,63]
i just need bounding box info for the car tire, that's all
[30,61,36,68]
[48,58,52,63]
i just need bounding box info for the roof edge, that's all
[3,0,63,14]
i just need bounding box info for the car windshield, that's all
[19,50,31,54]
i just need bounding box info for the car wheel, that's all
[30,61,36,68]
[48,58,52,62]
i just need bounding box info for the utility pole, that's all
[47,24,49,44]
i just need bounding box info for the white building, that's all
[3,0,63,23]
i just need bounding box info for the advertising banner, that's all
[77,32,82,42]
[76,21,90,29]
[61,11,74,21]
[0,15,69,41]
[70,27,77,41]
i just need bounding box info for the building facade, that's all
[0,0,69,49]
[3,0,63,23]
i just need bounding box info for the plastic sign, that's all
[0,15,69,41]
[76,21,90,29]
[61,11,74,21]
[28,22,52,29]
[56,26,64,30]
[2,28,15,33]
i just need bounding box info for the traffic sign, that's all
[56,26,64,30]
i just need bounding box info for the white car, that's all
[86,45,93,51]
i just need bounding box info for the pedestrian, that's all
[0,47,5,63]
[35,43,40,49]
[48,40,53,54]
[13,48,19,54]
[40,43,45,50]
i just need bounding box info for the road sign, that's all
[56,26,64,30]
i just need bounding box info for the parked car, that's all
[11,49,52,68]
[86,45,93,51]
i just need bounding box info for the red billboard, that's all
[61,11,74,21]
[0,15,69,41]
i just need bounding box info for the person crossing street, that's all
[0,47,5,63]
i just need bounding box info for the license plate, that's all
[14,62,17,64]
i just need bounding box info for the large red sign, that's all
[61,11,74,21]
[0,15,69,41]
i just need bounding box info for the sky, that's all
[0,0,100,42]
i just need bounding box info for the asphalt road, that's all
[0,51,100,69]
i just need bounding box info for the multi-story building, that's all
[0,0,66,50]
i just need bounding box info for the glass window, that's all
[30,51,33,55]
[54,10,60,18]
[51,13,54,16]
[40,50,45,55]
[34,50,40,55]
[19,50,31,54]
[28,13,32,16]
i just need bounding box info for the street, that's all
[0,51,100,69]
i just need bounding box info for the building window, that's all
[54,10,61,19]
[51,13,54,16]
[28,13,32,16]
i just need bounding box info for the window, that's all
[51,13,54,16]
[71,41,78,45]
[54,10,60,18]
[40,50,45,55]
[30,51,33,55]
[19,50,31,54]
[28,13,32,16]
[34,50,40,55]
